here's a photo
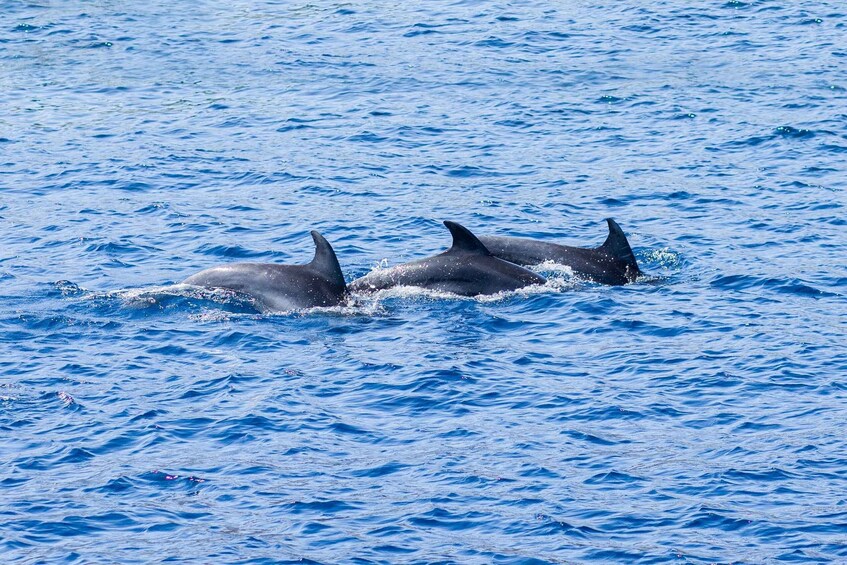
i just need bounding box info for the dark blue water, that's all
[2,1,846,562]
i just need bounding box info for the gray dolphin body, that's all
[182,231,348,312]
[349,221,546,296]
[478,218,641,286]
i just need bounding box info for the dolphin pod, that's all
[182,219,642,312]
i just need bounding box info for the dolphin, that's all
[349,221,546,296]
[477,218,641,285]
[182,231,349,312]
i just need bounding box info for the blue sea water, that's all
[1,0,846,562]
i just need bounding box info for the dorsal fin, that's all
[600,218,640,275]
[443,221,491,255]
[308,231,346,288]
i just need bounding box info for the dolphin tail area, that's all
[600,219,641,279]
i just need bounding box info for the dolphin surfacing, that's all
[349,221,546,296]
[478,218,641,285]
[183,231,349,312]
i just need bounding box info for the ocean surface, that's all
[2,1,846,563]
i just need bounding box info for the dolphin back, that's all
[478,219,642,285]
[350,221,545,296]
[182,230,349,312]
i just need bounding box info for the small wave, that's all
[348,278,563,306]
[187,309,253,322]
[640,247,686,273]
[56,391,77,408]
[110,284,258,311]
[61,283,261,319]
[597,94,625,104]
[52,280,86,297]
[192,244,265,258]
[774,125,817,140]
[84,241,148,255]
[710,275,839,298]
[142,470,208,488]
[532,260,576,278]
[261,296,378,318]
[12,23,40,32]
[349,285,475,303]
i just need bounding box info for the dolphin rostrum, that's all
[349,221,546,296]
[478,218,641,285]
[183,231,349,312]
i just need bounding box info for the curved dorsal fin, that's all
[600,218,640,273]
[443,221,491,255]
[309,231,346,288]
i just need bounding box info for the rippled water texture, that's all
[2,1,846,563]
